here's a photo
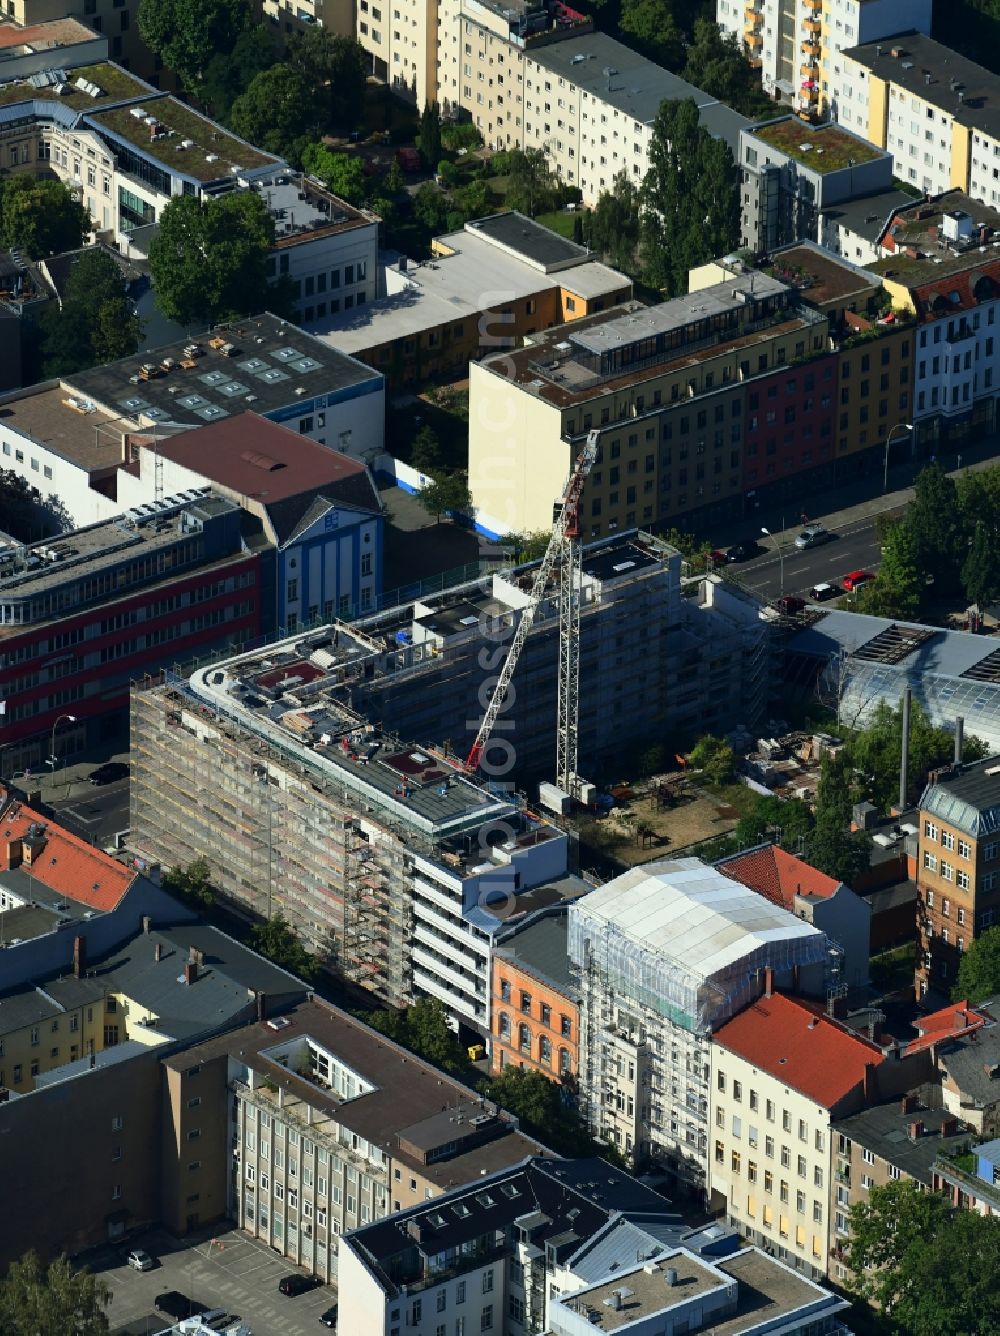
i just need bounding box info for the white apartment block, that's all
[718,0,930,118]
[356,0,440,108]
[567,859,833,1193]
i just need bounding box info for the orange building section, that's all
[0,792,134,911]
[490,905,580,1086]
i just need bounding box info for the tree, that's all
[509,531,551,562]
[732,794,813,853]
[137,0,252,91]
[0,177,88,260]
[413,181,449,232]
[39,249,140,376]
[411,425,444,473]
[619,0,683,69]
[504,148,558,217]
[0,469,41,541]
[906,460,967,597]
[441,121,483,153]
[0,1251,110,1336]
[230,65,318,159]
[301,144,366,204]
[452,178,492,222]
[418,473,472,522]
[418,100,443,167]
[688,734,735,786]
[845,1179,954,1313]
[683,17,772,118]
[164,856,214,909]
[852,521,921,619]
[366,997,463,1072]
[844,697,981,813]
[383,158,406,196]
[287,29,367,131]
[954,925,1000,1003]
[248,912,320,982]
[804,752,872,886]
[149,191,274,326]
[962,519,1000,610]
[640,98,739,296]
[200,25,277,121]
[586,171,642,277]
[480,1067,598,1156]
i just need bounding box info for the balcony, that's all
[744,1,762,21]
[746,31,763,47]
[801,38,819,55]
[801,62,818,77]
[803,17,821,33]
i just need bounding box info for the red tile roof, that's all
[906,1000,987,1054]
[0,800,134,911]
[911,261,1000,321]
[714,992,885,1109]
[719,844,841,910]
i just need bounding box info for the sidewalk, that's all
[748,434,1000,555]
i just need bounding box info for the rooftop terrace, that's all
[0,59,152,111]
[89,95,278,182]
[750,117,884,172]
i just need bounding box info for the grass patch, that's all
[869,941,916,992]
[705,781,761,815]
[535,209,578,239]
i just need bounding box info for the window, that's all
[520,991,531,1014]
[500,979,511,1003]
[481,1306,493,1332]
[483,1271,493,1294]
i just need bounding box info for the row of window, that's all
[497,980,572,1035]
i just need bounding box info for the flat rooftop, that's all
[465,210,590,272]
[749,116,884,172]
[835,1092,972,1186]
[768,242,880,306]
[306,229,627,353]
[265,174,378,250]
[0,59,152,111]
[819,188,919,245]
[65,313,381,429]
[88,95,278,183]
[0,17,101,53]
[868,190,1000,285]
[0,384,127,473]
[844,32,1000,144]
[527,31,749,151]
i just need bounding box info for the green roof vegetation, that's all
[91,96,278,181]
[752,117,883,173]
[0,61,152,111]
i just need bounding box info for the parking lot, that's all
[97,1227,335,1336]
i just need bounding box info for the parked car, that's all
[279,1274,322,1297]
[725,540,764,563]
[794,523,832,550]
[775,595,806,615]
[89,761,129,785]
[708,548,727,565]
[127,1249,155,1272]
[319,1304,339,1328]
[809,582,841,601]
[842,569,875,591]
[155,1293,203,1320]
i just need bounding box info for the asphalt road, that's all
[726,516,886,602]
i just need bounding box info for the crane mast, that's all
[466,431,599,790]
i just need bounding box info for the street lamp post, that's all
[48,714,77,772]
[762,526,784,595]
[884,421,914,493]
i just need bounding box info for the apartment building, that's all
[522,31,748,207]
[717,0,930,118]
[739,117,893,253]
[164,998,545,1281]
[355,0,439,108]
[115,413,384,632]
[307,211,632,393]
[838,34,1000,206]
[867,193,1000,449]
[0,491,262,765]
[710,990,895,1279]
[130,641,570,1032]
[819,188,919,266]
[274,533,772,780]
[491,903,581,1085]
[915,755,1000,999]
[568,858,834,1191]
[932,1133,1000,1216]
[3,0,163,81]
[468,271,829,538]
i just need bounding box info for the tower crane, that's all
[465,430,599,796]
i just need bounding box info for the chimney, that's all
[863,1061,879,1103]
[899,686,911,810]
[154,942,163,962]
[189,946,205,967]
[73,934,86,979]
[22,835,46,866]
[142,915,152,934]
[184,961,198,985]
[256,991,267,1023]
[7,838,22,868]
[764,966,774,998]
[954,717,964,766]
[901,1093,917,1114]
[908,1118,925,1141]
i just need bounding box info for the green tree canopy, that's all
[683,18,772,118]
[301,144,367,204]
[732,794,814,853]
[163,856,215,909]
[149,191,274,325]
[0,469,42,541]
[503,148,558,218]
[0,1251,110,1336]
[688,734,735,785]
[411,425,444,473]
[845,1178,954,1313]
[0,177,88,260]
[962,519,1000,609]
[852,520,921,619]
[248,912,320,982]
[230,64,319,159]
[906,460,966,597]
[413,180,449,231]
[441,121,482,153]
[366,996,464,1071]
[619,0,684,68]
[804,752,872,886]
[418,101,443,166]
[954,924,1000,1003]
[640,98,740,295]
[38,249,140,377]
[418,473,472,522]
[844,697,985,812]
[287,28,367,131]
[137,0,252,91]
[585,171,641,278]
[200,25,277,121]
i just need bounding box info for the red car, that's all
[842,569,875,592]
[775,595,806,615]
